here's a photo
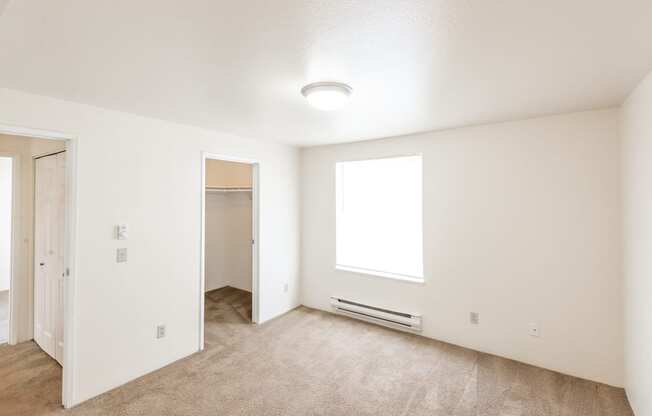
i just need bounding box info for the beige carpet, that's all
[0,286,633,415]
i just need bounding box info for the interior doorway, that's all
[200,153,259,350]
[0,129,76,408]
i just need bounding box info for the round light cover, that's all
[301,82,353,111]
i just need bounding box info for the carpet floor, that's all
[0,286,633,415]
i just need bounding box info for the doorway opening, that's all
[200,154,259,350]
[0,130,75,408]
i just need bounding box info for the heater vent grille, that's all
[330,297,422,332]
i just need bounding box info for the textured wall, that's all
[622,70,652,416]
[301,109,623,387]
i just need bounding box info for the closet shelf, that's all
[205,186,252,193]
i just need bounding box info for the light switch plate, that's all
[116,224,128,240]
[157,324,166,339]
[116,248,128,263]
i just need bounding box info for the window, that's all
[335,155,423,282]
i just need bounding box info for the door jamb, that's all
[199,152,260,351]
[0,151,18,345]
[0,123,78,409]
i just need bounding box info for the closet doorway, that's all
[199,154,259,350]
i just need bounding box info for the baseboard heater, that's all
[330,297,422,332]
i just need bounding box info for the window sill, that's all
[335,265,425,284]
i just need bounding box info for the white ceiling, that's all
[1,1,651,146]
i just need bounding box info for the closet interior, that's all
[204,159,253,323]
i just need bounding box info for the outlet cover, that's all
[470,312,479,325]
[528,322,540,337]
[116,248,128,263]
[157,324,166,339]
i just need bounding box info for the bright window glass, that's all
[335,155,423,281]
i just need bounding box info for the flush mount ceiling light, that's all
[301,82,353,111]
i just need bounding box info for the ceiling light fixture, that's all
[301,82,353,111]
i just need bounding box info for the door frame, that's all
[0,151,17,345]
[0,123,78,409]
[199,152,260,351]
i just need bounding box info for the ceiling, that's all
[1,1,651,146]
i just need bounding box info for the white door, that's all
[34,152,65,365]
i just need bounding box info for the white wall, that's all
[0,135,65,342]
[0,156,11,291]
[0,87,300,406]
[301,109,624,387]
[205,192,252,292]
[622,70,652,416]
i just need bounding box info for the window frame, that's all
[334,154,425,283]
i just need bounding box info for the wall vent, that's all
[330,297,422,332]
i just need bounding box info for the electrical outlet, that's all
[470,312,479,325]
[283,283,289,293]
[157,324,166,339]
[528,322,540,337]
[116,248,128,263]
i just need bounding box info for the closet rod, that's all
[205,187,252,192]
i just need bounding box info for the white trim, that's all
[61,138,78,409]
[335,153,422,164]
[0,123,72,141]
[199,156,206,351]
[0,152,18,345]
[251,163,260,324]
[199,152,260,352]
[335,265,425,284]
[0,123,78,409]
